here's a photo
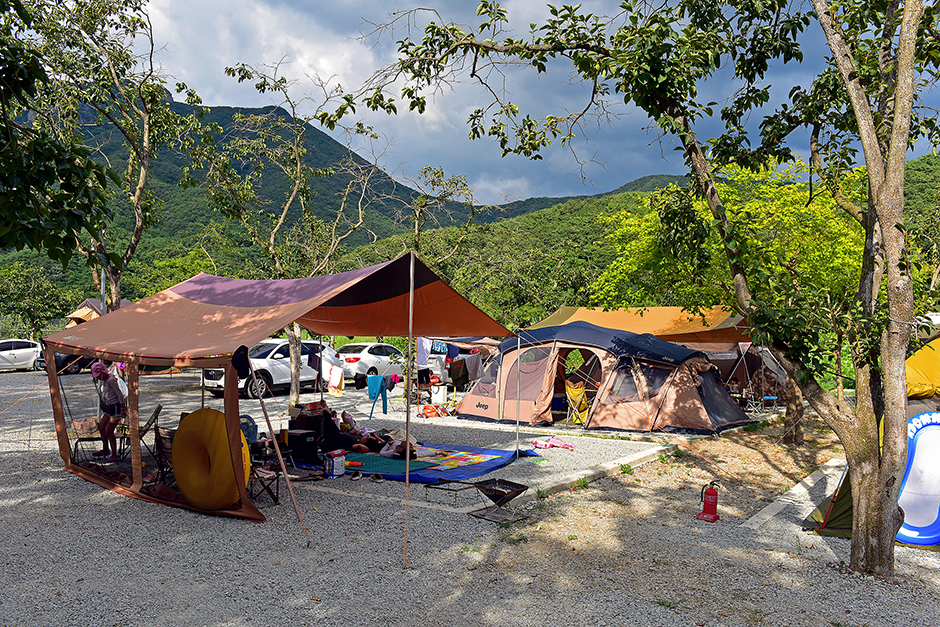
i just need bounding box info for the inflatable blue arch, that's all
[897,412,940,547]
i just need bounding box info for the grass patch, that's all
[620,463,634,475]
[501,534,528,545]
[653,598,683,610]
[575,477,590,490]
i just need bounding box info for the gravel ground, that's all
[1,369,939,626]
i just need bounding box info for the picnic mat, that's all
[343,453,437,476]
[344,442,519,483]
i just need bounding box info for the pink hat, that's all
[91,362,109,378]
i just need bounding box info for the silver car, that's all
[0,339,41,371]
[203,339,340,398]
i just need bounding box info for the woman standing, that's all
[91,361,127,462]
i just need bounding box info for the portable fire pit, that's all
[467,478,529,523]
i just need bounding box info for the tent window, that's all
[604,367,641,404]
[639,363,673,397]
[505,346,552,401]
[475,360,499,398]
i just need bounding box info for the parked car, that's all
[37,352,97,375]
[202,338,340,398]
[0,339,42,371]
[335,342,405,378]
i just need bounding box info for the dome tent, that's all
[457,321,751,433]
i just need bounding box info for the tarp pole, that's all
[248,361,311,547]
[319,335,325,404]
[515,335,521,454]
[404,251,415,568]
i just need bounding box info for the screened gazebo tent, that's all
[43,254,509,521]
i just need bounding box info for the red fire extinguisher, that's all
[697,480,720,522]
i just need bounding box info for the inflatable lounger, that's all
[897,412,940,547]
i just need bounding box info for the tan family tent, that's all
[456,321,751,432]
[532,306,786,405]
[43,254,509,522]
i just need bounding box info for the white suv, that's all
[203,339,340,398]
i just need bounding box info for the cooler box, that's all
[287,429,319,463]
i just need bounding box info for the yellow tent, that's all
[907,338,940,398]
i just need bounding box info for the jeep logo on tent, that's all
[476,402,489,410]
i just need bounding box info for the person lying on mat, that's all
[91,361,127,462]
[319,413,387,454]
[378,439,416,460]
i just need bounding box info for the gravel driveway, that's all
[1,369,938,626]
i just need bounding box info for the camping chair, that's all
[116,404,162,461]
[248,464,281,504]
[565,380,589,426]
[153,426,176,486]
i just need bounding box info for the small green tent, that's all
[803,471,853,537]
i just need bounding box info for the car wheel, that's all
[64,359,83,375]
[367,367,378,376]
[245,374,271,399]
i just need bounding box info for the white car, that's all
[335,342,405,378]
[0,339,42,371]
[203,339,340,398]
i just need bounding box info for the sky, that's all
[147,0,832,205]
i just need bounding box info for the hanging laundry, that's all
[328,364,344,397]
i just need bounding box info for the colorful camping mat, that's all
[344,442,519,483]
[343,452,436,476]
[418,446,502,470]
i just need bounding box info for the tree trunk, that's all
[104,267,122,312]
[287,323,302,406]
[782,375,804,446]
[847,449,905,575]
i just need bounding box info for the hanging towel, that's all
[461,353,482,381]
[353,373,367,390]
[417,337,432,366]
[328,364,344,397]
[367,375,384,400]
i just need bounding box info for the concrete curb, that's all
[739,457,846,530]
[459,442,677,512]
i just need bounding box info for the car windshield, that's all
[248,343,277,359]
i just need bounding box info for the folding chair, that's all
[116,404,162,461]
[153,426,176,486]
[565,380,589,426]
[249,465,281,504]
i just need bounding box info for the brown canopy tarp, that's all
[530,306,750,343]
[44,254,509,521]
